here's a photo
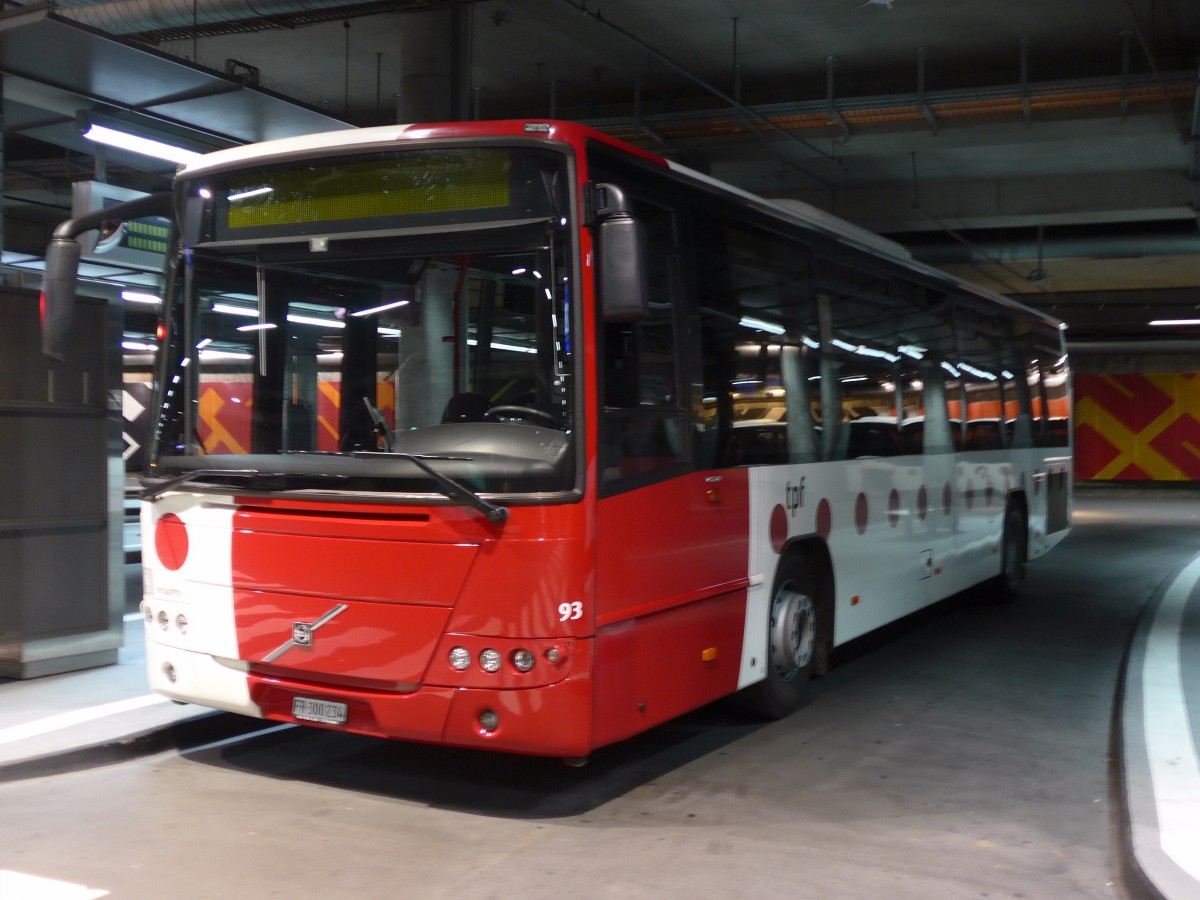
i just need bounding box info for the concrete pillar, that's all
[0,288,122,678]
[395,2,472,122]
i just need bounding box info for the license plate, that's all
[291,696,348,725]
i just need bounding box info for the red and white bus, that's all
[43,120,1071,758]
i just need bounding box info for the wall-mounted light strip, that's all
[83,123,202,166]
[1150,319,1200,326]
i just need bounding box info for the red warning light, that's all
[156,322,167,342]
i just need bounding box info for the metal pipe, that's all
[587,74,1194,144]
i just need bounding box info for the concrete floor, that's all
[1,486,1198,899]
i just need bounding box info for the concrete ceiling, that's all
[2,0,1198,343]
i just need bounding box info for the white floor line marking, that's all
[0,694,170,747]
[183,723,295,756]
[1142,553,1200,882]
[0,870,108,899]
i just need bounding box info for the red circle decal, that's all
[816,498,832,539]
[769,504,788,554]
[854,492,869,535]
[155,513,189,571]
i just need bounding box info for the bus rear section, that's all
[141,492,596,756]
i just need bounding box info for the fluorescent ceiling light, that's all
[199,349,253,361]
[226,186,273,202]
[352,299,410,317]
[212,303,258,317]
[1149,319,1200,326]
[287,313,345,329]
[739,315,786,335]
[83,123,202,166]
[467,338,537,354]
[236,323,277,332]
[121,290,161,305]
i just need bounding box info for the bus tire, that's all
[740,553,829,719]
[990,504,1027,602]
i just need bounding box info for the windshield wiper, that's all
[352,451,508,525]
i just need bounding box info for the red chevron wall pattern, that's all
[1074,373,1200,481]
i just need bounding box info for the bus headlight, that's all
[510,649,535,672]
[448,646,471,671]
[479,648,502,673]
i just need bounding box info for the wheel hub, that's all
[769,585,816,681]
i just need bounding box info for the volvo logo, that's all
[263,604,348,663]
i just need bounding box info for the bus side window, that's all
[953,302,1004,452]
[693,216,819,467]
[816,259,900,461]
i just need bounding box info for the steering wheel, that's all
[485,405,559,427]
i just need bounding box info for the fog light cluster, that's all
[141,602,191,637]
[449,645,541,675]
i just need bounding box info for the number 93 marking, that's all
[558,601,583,622]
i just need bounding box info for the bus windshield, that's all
[151,147,577,500]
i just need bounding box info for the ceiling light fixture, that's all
[739,315,786,335]
[352,299,410,317]
[1149,319,1200,326]
[82,123,202,166]
[121,290,162,305]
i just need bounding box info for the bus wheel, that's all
[991,505,1026,602]
[742,555,825,719]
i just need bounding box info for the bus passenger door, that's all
[591,191,750,742]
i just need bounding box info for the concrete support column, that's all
[395,2,472,122]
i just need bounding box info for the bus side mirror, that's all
[592,183,649,323]
[39,191,173,359]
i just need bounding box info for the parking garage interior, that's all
[1,2,1199,897]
